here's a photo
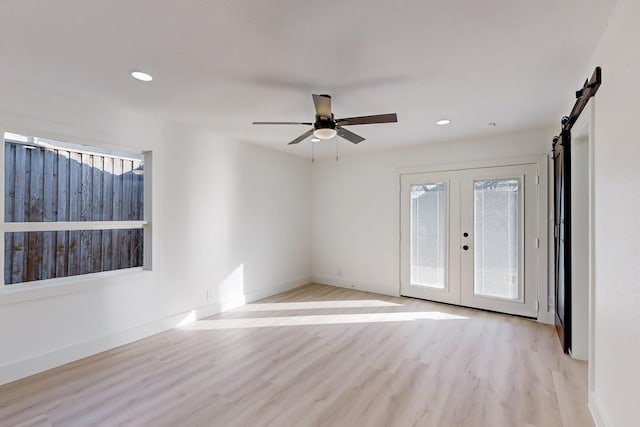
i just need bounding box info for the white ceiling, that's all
[0,0,616,157]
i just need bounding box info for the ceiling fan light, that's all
[313,128,337,140]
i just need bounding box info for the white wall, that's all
[311,129,550,298]
[585,0,640,425]
[0,77,312,384]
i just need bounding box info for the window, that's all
[473,178,520,300]
[1,132,151,286]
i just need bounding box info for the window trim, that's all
[2,221,146,233]
[0,127,152,299]
[0,267,146,305]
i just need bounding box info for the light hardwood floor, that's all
[0,284,593,427]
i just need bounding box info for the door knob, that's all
[463,245,469,251]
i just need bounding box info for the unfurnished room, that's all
[0,1,638,426]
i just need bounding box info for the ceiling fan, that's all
[252,94,398,145]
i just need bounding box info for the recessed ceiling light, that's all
[436,119,451,126]
[130,71,153,82]
[311,138,321,142]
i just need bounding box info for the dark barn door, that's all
[553,129,571,353]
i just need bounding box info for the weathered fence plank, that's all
[12,145,26,284]
[29,147,44,221]
[80,153,93,275]
[132,164,141,266]
[121,160,132,267]
[92,156,103,273]
[112,158,122,270]
[4,143,15,284]
[101,157,113,271]
[56,151,69,278]
[68,151,82,277]
[42,149,56,279]
[5,143,15,222]
[27,148,44,280]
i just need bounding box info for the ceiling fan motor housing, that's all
[313,113,337,139]
[314,114,336,130]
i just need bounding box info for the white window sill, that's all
[0,267,147,306]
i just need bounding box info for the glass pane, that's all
[4,228,144,285]
[4,133,144,223]
[410,183,447,288]
[473,179,520,299]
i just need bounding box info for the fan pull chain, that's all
[311,140,315,163]
[336,141,339,162]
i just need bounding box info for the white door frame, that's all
[395,155,550,323]
[570,100,596,398]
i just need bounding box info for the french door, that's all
[400,164,539,317]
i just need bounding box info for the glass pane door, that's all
[410,183,447,289]
[400,171,460,305]
[459,164,538,318]
[473,178,522,300]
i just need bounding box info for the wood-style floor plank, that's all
[0,284,593,427]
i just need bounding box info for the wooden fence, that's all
[4,140,144,285]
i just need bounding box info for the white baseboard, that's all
[0,303,219,386]
[588,391,611,427]
[537,310,555,325]
[0,276,310,386]
[312,275,399,297]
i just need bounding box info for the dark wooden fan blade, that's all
[253,121,313,125]
[336,113,398,126]
[337,126,365,144]
[288,129,314,145]
[312,94,332,118]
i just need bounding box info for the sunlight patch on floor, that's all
[176,310,198,327]
[238,300,403,312]
[180,311,468,330]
